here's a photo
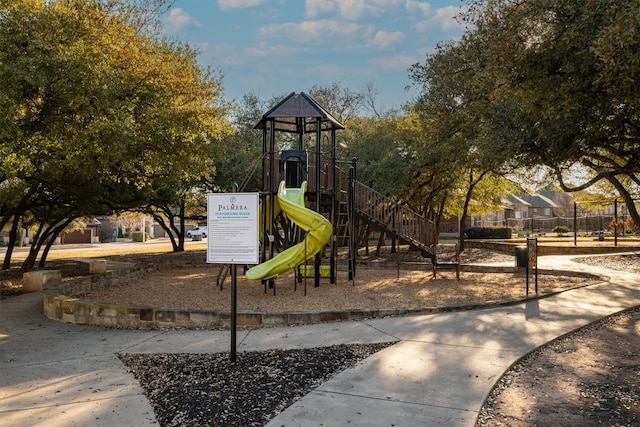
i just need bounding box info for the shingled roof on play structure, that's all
[254,92,345,134]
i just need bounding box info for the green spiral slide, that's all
[245,180,332,281]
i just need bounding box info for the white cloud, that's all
[305,0,405,20]
[369,53,419,70]
[259,19,369,44]
[164,8,201,32]
[217,0,265,10]
[370,30,404,49]
[435,6,465,31]
[373,0,405,5]
[405,0,431,16]
[413,5,464,33]
[338,0,403,19]
[338,0,369,20]
[305,0,336,18]
[244,43,310,58]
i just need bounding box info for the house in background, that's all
[391,187,631,238]
[97,215,199,241]
[61,218,102,244]
[96,215,156,242]
[466,189,575,235]
[440,191,565,236]
[504,193,561,220]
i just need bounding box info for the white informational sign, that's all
[206,192,259,264]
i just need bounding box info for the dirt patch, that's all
[0,259,89,299]
[76,266,593,312]
[33,246,591,312]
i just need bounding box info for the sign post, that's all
[526,238,538,295]
[207,189,259,363]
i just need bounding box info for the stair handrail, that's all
[351,180,436,252]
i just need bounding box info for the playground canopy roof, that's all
[254,92,345,134]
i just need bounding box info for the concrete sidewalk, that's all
[1,255,639,426]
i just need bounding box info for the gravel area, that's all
[572,252,640,274]
[118,342,395,427]
[476,306,640,426]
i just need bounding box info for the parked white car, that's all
[186,226,207,238]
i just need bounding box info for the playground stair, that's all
[333,175,437,262]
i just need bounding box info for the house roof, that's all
[504,193,559,209]
[254,92,345,134]
[504,195,530,208]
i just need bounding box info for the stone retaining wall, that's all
[43,294,442,329]
[43,258,446,329]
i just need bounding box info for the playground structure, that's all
[243,92,438,289]
[245,181,332,281]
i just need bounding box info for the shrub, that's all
[465,227,512,239]
[552,225,569,236]
[608,218,638,234]
[131,231,145,242]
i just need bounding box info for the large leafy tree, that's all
[341,112,425,208]
[408,0,640,247]
[0,0,228,269]
[458,0,640,225]
[409,27,518,249]
[211,93,266,193]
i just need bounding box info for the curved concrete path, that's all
[1,254,639,426]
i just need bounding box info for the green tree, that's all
[341,113,417,201]
[0,0,228,269]
[457,0,640,226]
[408,28,518,249]
[211,93,266,193]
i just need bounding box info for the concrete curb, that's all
[466,239,640,255]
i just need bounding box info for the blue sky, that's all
[162,0,468,111]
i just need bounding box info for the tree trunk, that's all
[38,236,56,269]
[608,177,640,231]
[2,214,21,270]
[555,168,640,233]
[434,194,447,246]
[21,222,46,271]
[0,214,11,236]
[152,212,179,252]
[376,231,386,256]
[178,198,186,251]
[38,218,74,269]
[459,169,488,252]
